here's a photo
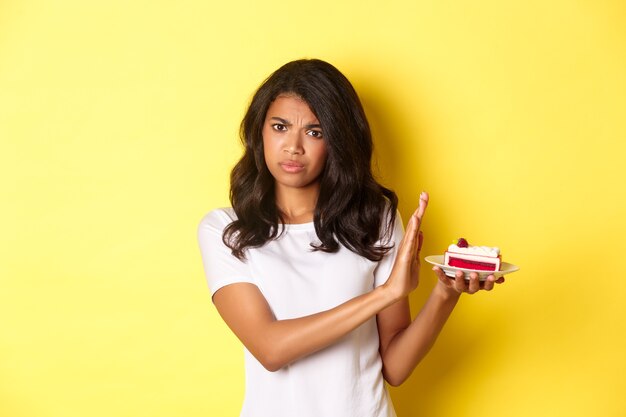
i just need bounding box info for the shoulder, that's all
[198,207,237,231]
[197,208,241,263]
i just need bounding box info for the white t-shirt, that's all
[197,207,403,417]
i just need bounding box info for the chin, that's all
[276,178,320,190]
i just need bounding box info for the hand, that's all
[384,192,429,301]
[432,267,505,295]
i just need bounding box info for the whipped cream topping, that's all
[448,244,500,257]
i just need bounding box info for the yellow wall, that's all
[2,1,625,416]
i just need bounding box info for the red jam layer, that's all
[448,258,498,271]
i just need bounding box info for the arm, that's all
[377,260,505,386]
[213,280,396,372]
[376,284,460,386]
[212,193,430,372]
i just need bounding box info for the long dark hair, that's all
[223,59,398,261]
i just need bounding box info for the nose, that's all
[284,147,301,155]
[283,132,303,155]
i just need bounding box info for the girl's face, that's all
[262,95,328,193]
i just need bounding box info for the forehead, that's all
[266,95,318,121]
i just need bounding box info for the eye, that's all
[307,129,323,139]
[271,123,287,132]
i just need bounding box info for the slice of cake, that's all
[444,238,501,271]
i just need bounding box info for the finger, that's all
[432,266,452,286]
[415,191,429,226]
[399,211,417,246]
[483,275,496,291]
[411,230,422,269]
[454,270,466,292]
[416,230,424,255]
[468,272,480,294]
[399,214,418,261]
[496,277,505,284]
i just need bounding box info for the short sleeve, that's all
[197,208,254,299]
[373,210,405,288]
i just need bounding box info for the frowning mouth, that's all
[279,161,304,173]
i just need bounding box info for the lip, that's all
[279,161,304,173]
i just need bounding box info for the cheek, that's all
[313,144,328,169]
[261,133,275,162]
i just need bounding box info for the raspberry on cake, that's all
[444,238,501,271]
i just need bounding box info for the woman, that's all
[198,58,503,417]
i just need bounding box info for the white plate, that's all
[424,255,520,281]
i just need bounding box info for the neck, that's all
[275,183,320,224]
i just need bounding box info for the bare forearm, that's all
[381,284,461,386]
[251,285,397,371]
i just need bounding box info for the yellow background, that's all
[2,0,625,416]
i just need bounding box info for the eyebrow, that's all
[269,117,321,129]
